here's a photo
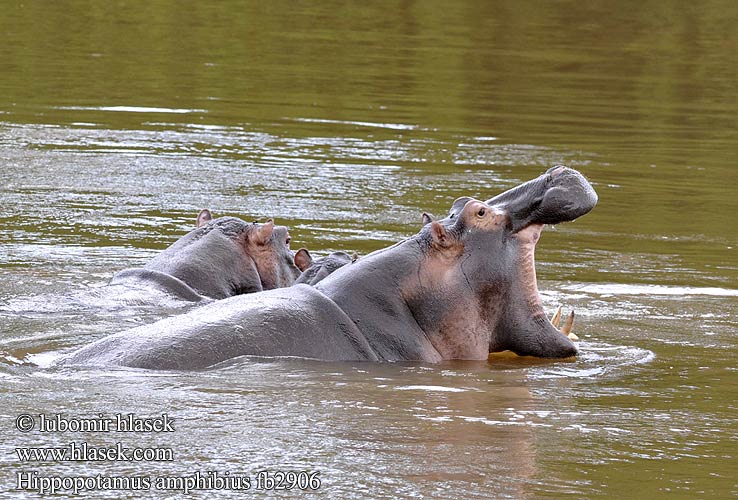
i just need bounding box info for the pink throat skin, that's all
[514,224,546,317]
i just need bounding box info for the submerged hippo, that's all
[59,166,597,369]
[109,210,301,302]
[293,249,356,286]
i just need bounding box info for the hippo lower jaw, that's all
[492,223,579,359]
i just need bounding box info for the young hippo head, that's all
[144,211,301,299]
[405,167,597,359]
[293,249,355,285]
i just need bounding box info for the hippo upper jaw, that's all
[486,166,598,233]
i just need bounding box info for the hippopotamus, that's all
[58,166,597,369]
[293,249,356,286]
[108,209,301,302]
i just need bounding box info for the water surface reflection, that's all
[2,1,737,498]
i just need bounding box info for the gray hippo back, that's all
[60,285,377,369]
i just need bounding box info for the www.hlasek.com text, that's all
[16,442,173,462]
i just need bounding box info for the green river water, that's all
[1,1,736,498]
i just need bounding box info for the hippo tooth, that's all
[560,310,574,334]
[561,311,578,340]
[550,305,563,328]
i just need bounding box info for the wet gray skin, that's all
[58,167,596,369]
[293,249,355,286]
[111,210,301,301]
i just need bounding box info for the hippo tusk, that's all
[561,311,578,341]
[550,306,562,328]
[551,306,578,340]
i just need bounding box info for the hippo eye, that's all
[477,208,486,217]
[285,237,291,245]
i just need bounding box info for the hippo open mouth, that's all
[486,166,598,357]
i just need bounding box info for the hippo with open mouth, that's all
[109,210,301,301]
[58,166,596,369]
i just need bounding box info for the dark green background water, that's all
[1,2,736,498]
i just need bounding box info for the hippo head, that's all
[405,166,597,359]
[293,249,356,285]
[145,211,301,299]
[246,220,303,290]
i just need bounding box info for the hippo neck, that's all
[111,268,207,302]
[143,259,234,299]
[315,238,443,362]
[144,243,263,299]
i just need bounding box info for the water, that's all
[1,1,737,498]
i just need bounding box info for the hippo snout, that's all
[485,166,598,231]
[541,166,598,223]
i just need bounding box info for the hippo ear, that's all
[294,248,313,271]
[351,252,359,262]
[430,221,453,248]
[421,212,434,226]
[449,197,473,218]
[196,209,213,227]
[253,220,275,245]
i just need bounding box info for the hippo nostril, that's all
[547,165,567,177]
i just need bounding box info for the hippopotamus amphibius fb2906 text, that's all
[58,166,597,369]
[109,210,301,301]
